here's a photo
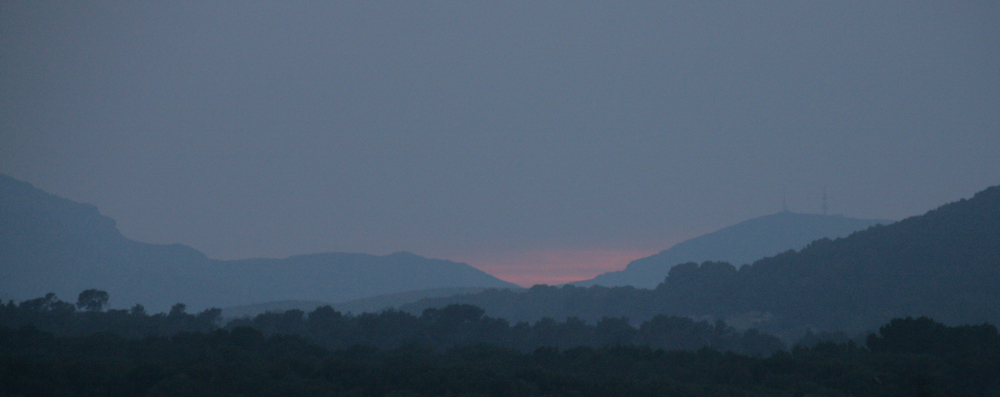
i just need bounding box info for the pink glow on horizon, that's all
[453,248,660,287]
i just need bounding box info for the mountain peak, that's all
[574,211,891,288]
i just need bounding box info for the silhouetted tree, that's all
[19,293,60,311]
[76,289,109,312]
[169,303,186,317]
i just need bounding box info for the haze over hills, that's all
[0,174,518,313]
[574,211,890,288]
[405,184,1000,335]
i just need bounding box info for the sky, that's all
[2,2,998,286]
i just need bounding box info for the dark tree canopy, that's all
[76,289,109,312]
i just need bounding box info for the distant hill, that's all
[405,185,1000,335]
[0,174,519,313]
[331,287,491,315]
[574,211,890,288]
[220,300,332,319]
[220,287,490,319]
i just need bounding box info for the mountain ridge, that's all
[574,211,891,288]
[404,184,1000,335]
[0,174,518,313]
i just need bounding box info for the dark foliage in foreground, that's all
[230,304,788,356]
[1,292,785,356]
[2,316,999,396]
[0,293,221,339]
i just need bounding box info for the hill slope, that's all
[723,185,1000,331]
[575,211,890,288]
[0,174,518,312]
[406,185,1000,334]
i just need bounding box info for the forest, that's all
[1,291,785,355]
[2,291,1000,396]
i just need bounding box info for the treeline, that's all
[400,273,811,337]
[1,292,784,356]
[229,304,785,355]
[2,317,999,396]
[0,292,220,339]
[401,282,681,326]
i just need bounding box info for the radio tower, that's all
[821,186,828,215]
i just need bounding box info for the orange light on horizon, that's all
[452,248,659,287]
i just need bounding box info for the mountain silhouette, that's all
[0,174,518,313]
[405,185,1000,334]
[719,184,1000,332]
[574,211,890,288]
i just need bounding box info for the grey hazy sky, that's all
[2,2,998,285]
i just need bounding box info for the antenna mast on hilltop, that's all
[822,186,828,215]
[782,189,788,212]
